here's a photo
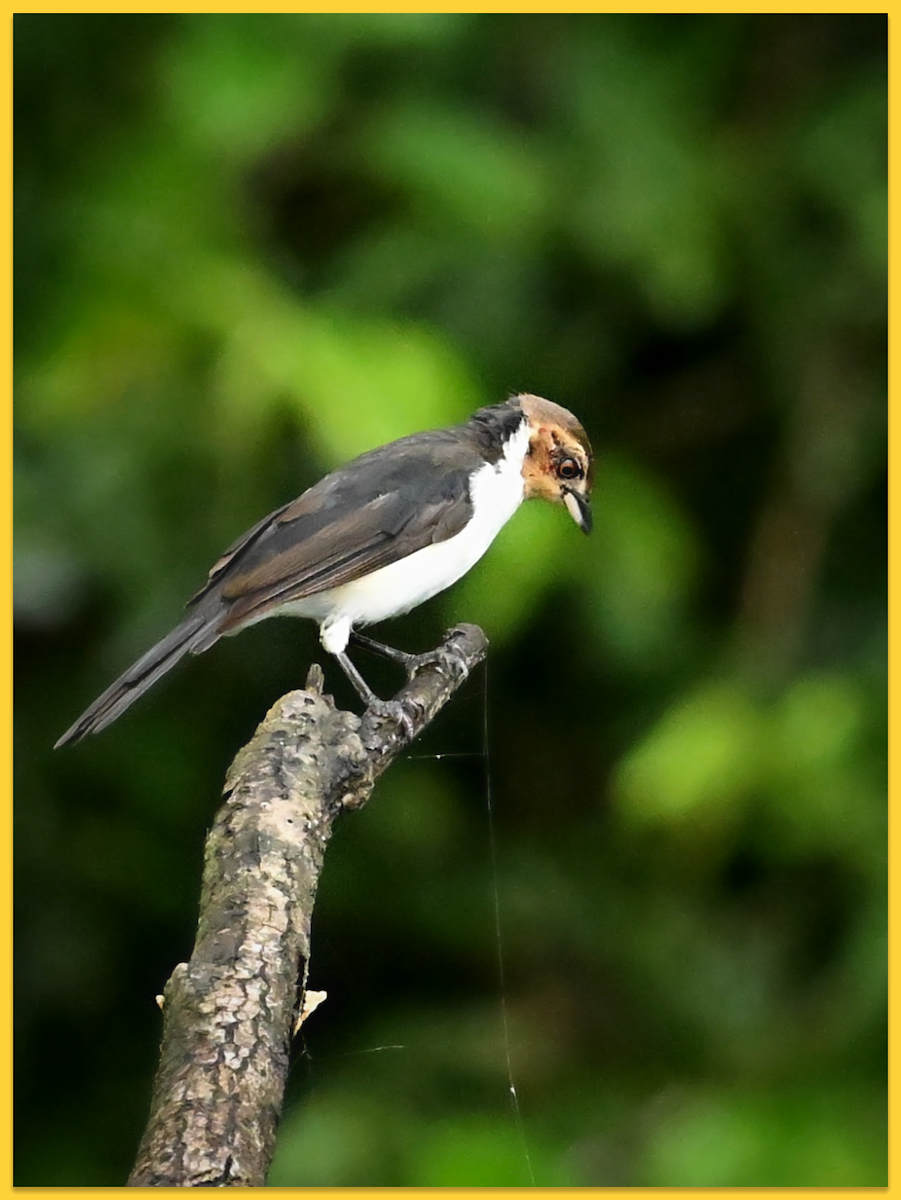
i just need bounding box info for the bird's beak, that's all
[563,487,592,534]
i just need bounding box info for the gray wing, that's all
[193,429,482,633]
[54,425,487,745]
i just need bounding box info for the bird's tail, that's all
[54,613,221,748]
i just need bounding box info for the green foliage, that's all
[14,13,885,1187]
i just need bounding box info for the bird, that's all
[55,393,593,747]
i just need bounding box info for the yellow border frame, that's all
[8,7,889,1198]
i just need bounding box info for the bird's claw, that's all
[404,645,465,685]
[364,697,418,739]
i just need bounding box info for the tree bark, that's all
[127,623,488,1187]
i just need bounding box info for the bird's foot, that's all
[333,649,418,736]
[363,696,418,739]
[349,629,471,687]
[402,644,467,685]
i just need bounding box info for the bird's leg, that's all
[349,632,418,669]
[349,631,466,687]
[333,650,381,707]
[333,650,416,737]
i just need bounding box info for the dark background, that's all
[14,13,886,1186]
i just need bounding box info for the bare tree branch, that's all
[127,623,488,1187]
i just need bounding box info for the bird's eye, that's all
[558,457,582,480]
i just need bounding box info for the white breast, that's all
[279,421,531,654]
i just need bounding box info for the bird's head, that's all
[514,393,594,534]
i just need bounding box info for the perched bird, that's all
[55,393,593,747]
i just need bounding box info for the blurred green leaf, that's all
[587,453,700,666]
[615,682,763,824]
[14,12,885,1189]
[369,102,548,240]
[163,16,335,160]
[641,1085,887,1186]
[407,1114,569,1186]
